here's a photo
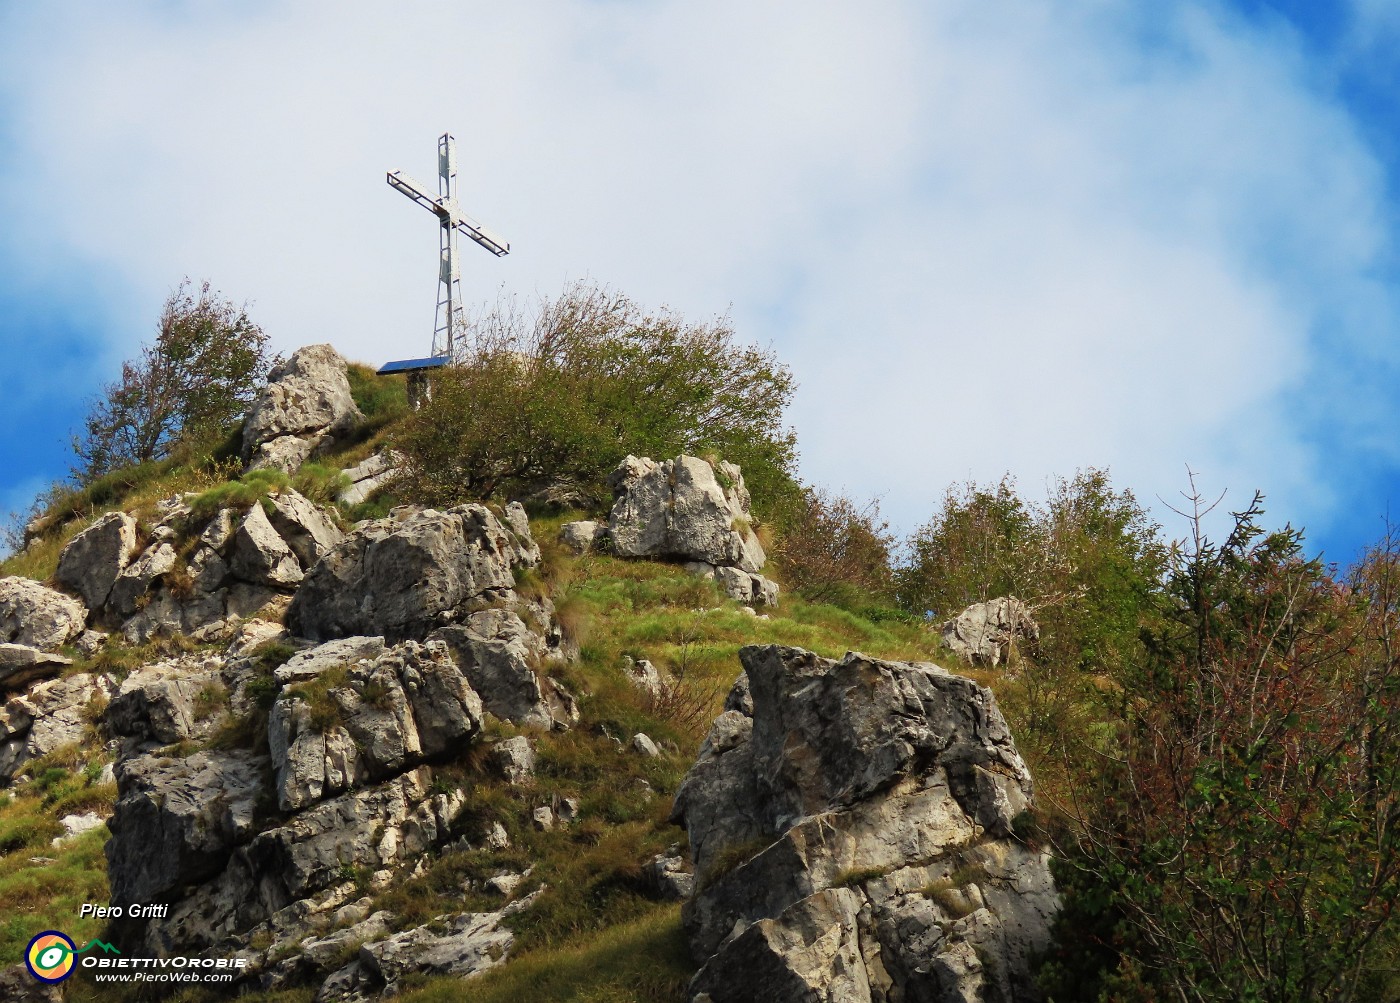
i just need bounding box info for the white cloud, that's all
[0,0,1394,544]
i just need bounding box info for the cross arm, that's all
[387,170,445,218]
[456,216,510,256]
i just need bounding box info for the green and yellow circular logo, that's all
[25,931,77,983]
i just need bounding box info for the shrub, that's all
[897,468,1164,675]
[395,283,800,517]
[774,488,895,606]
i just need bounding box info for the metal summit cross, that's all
[381,132,510,378]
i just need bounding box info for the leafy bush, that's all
[897,469,1164,675]
[395,284,800,517]
[896,475,1041,618]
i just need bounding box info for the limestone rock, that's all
[608,455,766,572]
[0,672,113,782]
[106,749,270,905]
[143,768,465,954]
[941,597,1040,668]
[431,610,563,729]
[632,732,660,757]
[108,541,177,619]
[0,964,65,1001]
[56,511,139,611]
[75,629,108,656]
[647,853,694,902]
[360,909,515,986]
[242,344,363,472]
[488,735,535,784]
[559,520,604,555]
[623,656,663,699]
[338,450,405,507]
[287,505,539,643]
[672,645,1058,1003]
[53,811,107,846]
[269,639,482,811]
[106,655,226,745]
[274,636,387,687]
[301,909,395,971]
[0,577,87,651]
[231,503,304,588]
[267,490,346,570]
[225,618,291,661]
[686,561,781,607]
[0,644,71,692]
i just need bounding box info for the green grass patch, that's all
[398,904,693,1003]
[0,807,110,965]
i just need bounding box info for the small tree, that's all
[73,280,276,482]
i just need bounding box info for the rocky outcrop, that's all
[55,511,139,611]
[268,638,483,811]
[242,344,363,472]
[0,577,86,651]
[431,609,574,730]
[268,490,347,568]
[0,672,113,781]
[559,520,604,555]
[0,644,72,692]
[608,455,778,606]
[140,768,466,957]
[106,654,227,746]
[57,491,340,644]
[609,455,765,570]
[315,891,540,1002]
[287,504,541,644]
[941,597,1040,668]
[671,645,1058,1003]
[488,735,535,784]
[106,749,270,905]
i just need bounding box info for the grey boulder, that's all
[0,644,72,692]
[269,639,482,811]
[287,504,539,644]
[431,609,572,729]
[609,455,766,572]
[106,655,227,745]
[106,749,269,905]
[941,597,1040,668]
[267,489,346,570]
[0,577,87,651]
[672,645,1058,1003]
[0,672,113,782]
[559,520,604,554]
[242,344,363,472]
[338,450,404,507]
[231,502,304,588]
[55,511,139,611]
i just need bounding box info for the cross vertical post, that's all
[385,131,510,367]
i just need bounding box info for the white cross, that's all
[387,133,510,359]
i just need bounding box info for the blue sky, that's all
[2,1,1399,565]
